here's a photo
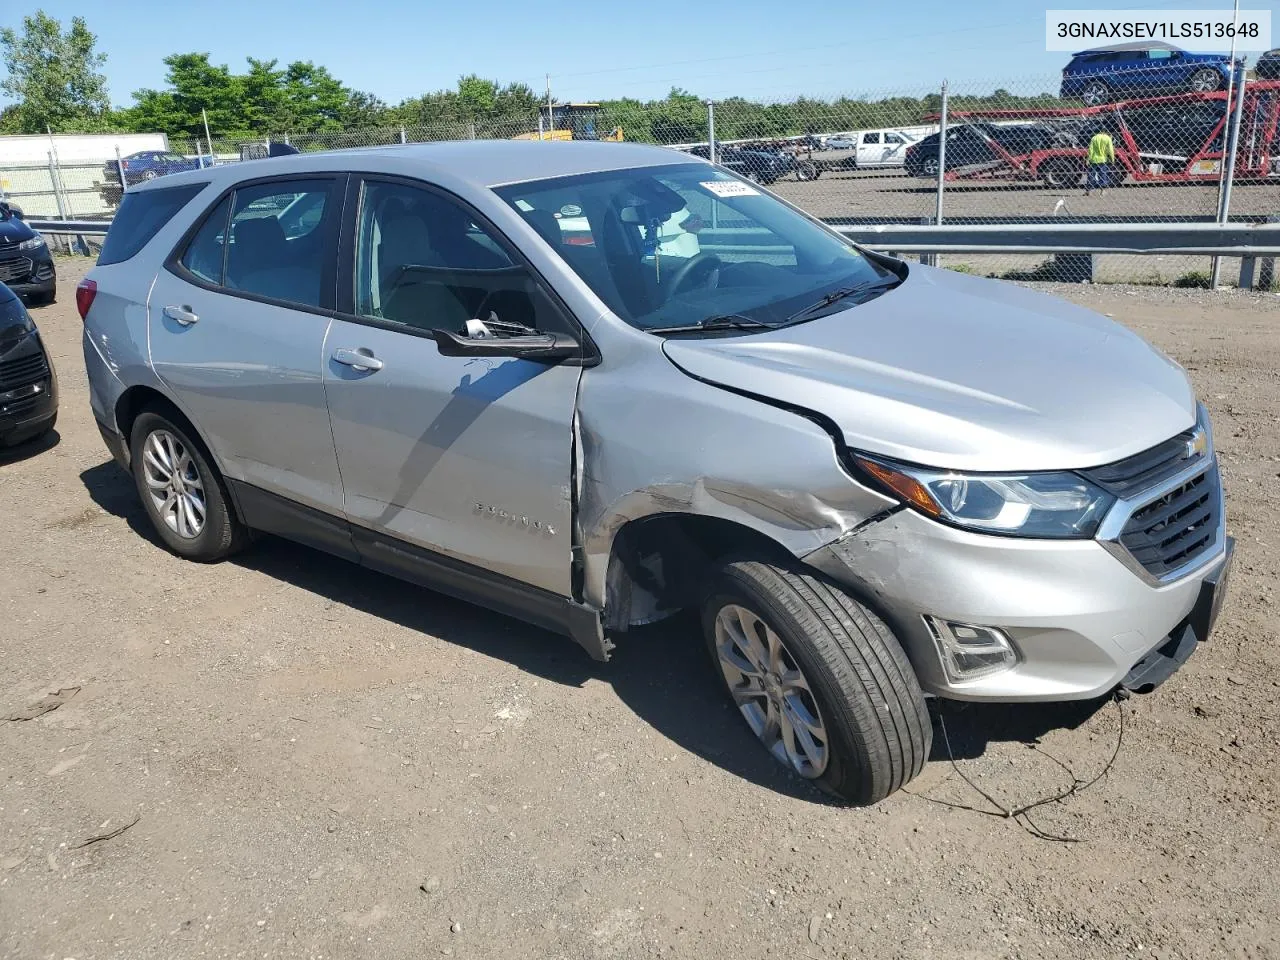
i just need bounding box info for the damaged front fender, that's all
[575,348,895,616]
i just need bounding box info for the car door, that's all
[148,174,348,519]
[882,132,909,166]
[857,131,881,166]
[322,176,583,597]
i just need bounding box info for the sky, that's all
[3,0,1278,109]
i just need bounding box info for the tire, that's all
[1189,68,1222,93]
[129,409,247,562]
[142,169,159,181]
[795,160,820,182]
[1081,79,1111,106]
[921,156,940,178]
[702,557,931,805]
[1040,157,1084,189]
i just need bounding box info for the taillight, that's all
[121,160,130,169]
[75,278,97,321]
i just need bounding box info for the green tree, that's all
[0,11,110,133]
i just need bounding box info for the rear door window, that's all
[98,183,207,265]
[225,180,338,307]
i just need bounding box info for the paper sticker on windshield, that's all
[700,180,759,198]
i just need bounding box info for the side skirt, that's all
[228,480,610,661]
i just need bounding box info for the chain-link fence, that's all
[6,66,1278,283]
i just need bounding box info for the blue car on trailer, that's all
[1061,42,1233,106]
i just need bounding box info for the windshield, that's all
[495,163,895,331]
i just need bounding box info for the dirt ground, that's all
[2,259,1279,960]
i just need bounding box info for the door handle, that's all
[332,347,383,373]
[163,304,198,326]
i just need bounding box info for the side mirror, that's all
[431,327,578,363]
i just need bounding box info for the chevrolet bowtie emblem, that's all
[1183,428,1208,460]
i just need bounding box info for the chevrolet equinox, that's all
[79,141,1233,803]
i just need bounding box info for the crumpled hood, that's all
[662,264,1196,472]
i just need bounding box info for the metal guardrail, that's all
[832,221,1280,256]
[25,217,1279,288]
[29,218,111,235]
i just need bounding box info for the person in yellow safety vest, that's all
[1085,129,1116,196]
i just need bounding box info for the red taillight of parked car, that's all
[75,278,97,322]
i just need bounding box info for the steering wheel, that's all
[666,252,722,297]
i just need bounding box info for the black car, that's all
[1257,49,1280,80]
[689,143,793,184]
[904,122,1063,178]
[0,281,58,448]
[0,202,55,304]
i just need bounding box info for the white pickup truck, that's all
[825,129,918,168]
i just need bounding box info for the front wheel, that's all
[702,557,931,804]
[130,410,247,561]
[795,160,820,181]
[921,156,940,178]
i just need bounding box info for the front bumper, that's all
[806,502,1231,702]
[0,333,57,445]
[0,248,56,299]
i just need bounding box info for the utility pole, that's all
[546,74,554,140]
[1211,0,1243,288]
[202,108,213,158]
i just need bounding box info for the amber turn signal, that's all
[855,456,942,517]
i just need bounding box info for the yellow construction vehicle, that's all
[513,103,623,142]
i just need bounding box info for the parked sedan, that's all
[105,151,214,186]
[0,202,55,304]
[1061,43,1232,106]
[0,281,58,447]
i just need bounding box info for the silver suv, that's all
[79,141,1232,804]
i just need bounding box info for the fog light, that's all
[924,616,1018,682]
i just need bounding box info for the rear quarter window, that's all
[98,183,207,266]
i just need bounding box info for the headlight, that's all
[17,235,45,251]
[854,454,1114,538]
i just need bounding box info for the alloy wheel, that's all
[141,429,206,540]
[713,603,830,778]
[1081,81,1109,106]
[1190,69,1221,93]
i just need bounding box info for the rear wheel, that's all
[1040,157,1084,189]
[1190,68,1222,93]
[702,557,931,805]
[795,160,820,181]
[921,156,940,178]
[130,410,247,561]
[1081,79,1111,106]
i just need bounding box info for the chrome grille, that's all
[0,352,49,391]
[0,257,32,282]
[1088,426,1203,497]
[1118,469,1220,579]
[1088,417,1223,581]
